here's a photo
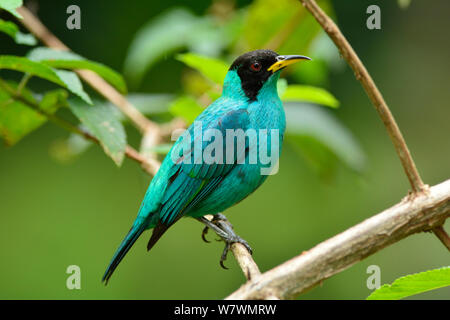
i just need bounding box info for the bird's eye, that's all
[250,62,262,72]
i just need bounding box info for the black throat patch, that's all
[230,50,278,101]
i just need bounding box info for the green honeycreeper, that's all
[102,50,310,283]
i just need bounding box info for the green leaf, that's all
[0,19,37,45]
[0,101,45,145]
[291,32,342,87]
[367,267,450,300]
[0,19,16,37]
[176,53,228,85]
[67,98,127,166]
[39,89,68,113]
[27,47,127,94]
[0,55,92,104]
[0,82,65,145]
[0,0,23,19]
[285,103,365,173]
[0,88,43,145]
[282,85,339,108]
[169,95,204,124]
[0,55,63,84]
[243,0,333,52]
[124,9,199,87]
[244,0,293,50]
[124,8,230,88]
[181,69,217,97]
[53,69,92,105]
[280,1,335,54]
[289,134,338,179]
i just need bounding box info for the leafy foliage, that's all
[38,89,69,111]
[176,53,228,85]
[67,98,127,166]
[367,267,450,300]
[282,85,339,108]
[0,19,36,45]
[27,47,127,94]
[123,8,232,88]
[284,103,365,174]
[0,81,65,145]
[169,95,204,124]
[0,55,92,104]
[53,69,92,104]
[0,0,363,176]
[0,0,23,19]
[0,39,133,164]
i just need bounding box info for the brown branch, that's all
[139,129,162,176]
[230,243,261,281]
[299,0,425,194]
[227,179,450,299]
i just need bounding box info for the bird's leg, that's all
[197,213,253,269]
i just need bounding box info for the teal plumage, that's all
[102,50,309,283]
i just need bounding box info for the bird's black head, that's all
[229,49,311,101]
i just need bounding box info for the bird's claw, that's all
[219,234,253,270]
[220,243,231,269]
[201,226,210,243]
[198,213,253,270]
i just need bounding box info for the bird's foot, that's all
[197,213,252,269]
[218,233,253,270]
[201,225,210,243]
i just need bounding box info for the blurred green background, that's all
[0,0,449,299]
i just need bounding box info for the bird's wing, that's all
[146,107,251,250]
[162,107,250,224]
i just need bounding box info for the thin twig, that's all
[17,73,32,94]
[298,0,425,194]
[432,226,450,251]
[227,179,450,299]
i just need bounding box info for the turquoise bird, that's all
[102,50,310,283]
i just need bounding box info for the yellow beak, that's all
[267,55,311,72]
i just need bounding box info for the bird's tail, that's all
[102,222,146,285]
